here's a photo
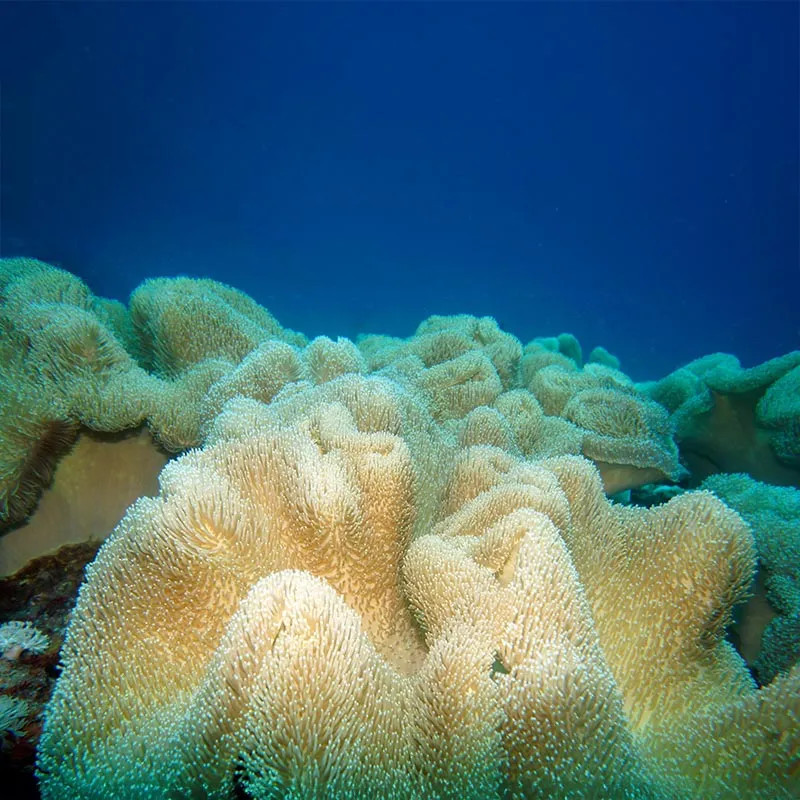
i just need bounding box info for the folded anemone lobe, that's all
[37,378,799,799]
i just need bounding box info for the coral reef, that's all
[0,542,101,797]
[0,429,167,577]
[0,259,307,532]
[2,259,684,558]
[643,352,800,488]
[0,259,798,798]
[36,378,799,799]
[701,473,800,684]
[0,622,49,660]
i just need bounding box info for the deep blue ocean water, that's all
[1,1,797,381]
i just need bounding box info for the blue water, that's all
[1,1,797,380]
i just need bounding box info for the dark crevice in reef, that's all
[0,542,101,799]
[232,764,254,798]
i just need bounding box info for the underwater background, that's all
[1,0,797,381]
[2,3,800,798]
